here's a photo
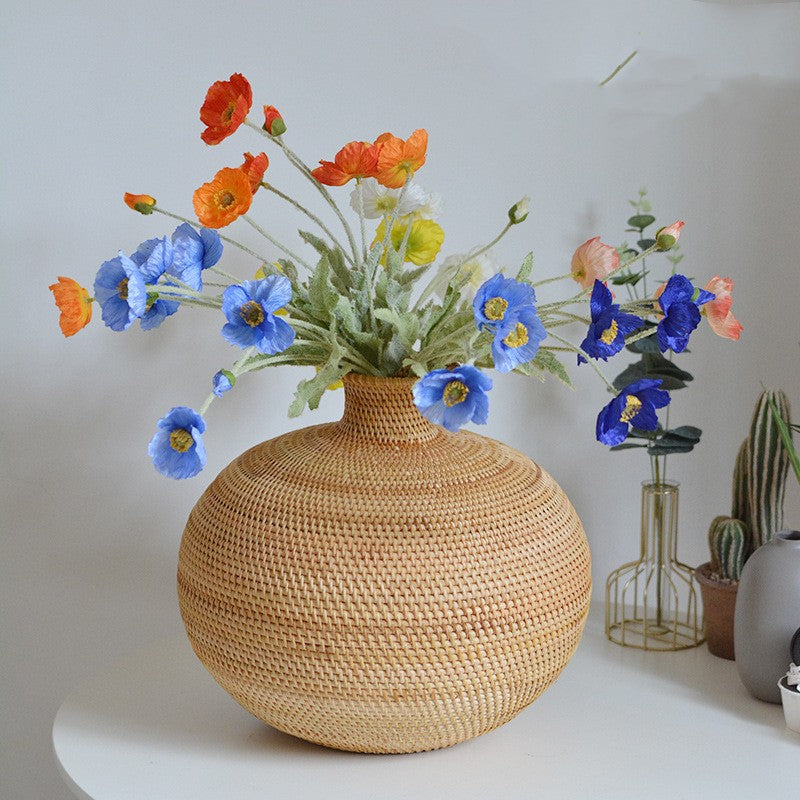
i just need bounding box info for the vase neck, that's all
[336,374,441,444]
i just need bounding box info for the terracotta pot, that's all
[695,562,737,660]
[177,374,592,753]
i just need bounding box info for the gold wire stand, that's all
[605,481,704,651]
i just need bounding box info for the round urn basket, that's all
[177,375,591,753]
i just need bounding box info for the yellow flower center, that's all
[600,319,619,345]
[503,322,529,349]
[375,196,397,213]
[619,395,642,423]
[240,300,265,327]
[117,278,129,300]
[170,429,194,453]
[442,380,469,407]
[483,296,508,321]
[222,102,235,124]
[218,191,235,209]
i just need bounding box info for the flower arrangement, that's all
[49,73,741,480]
[599,190,743,484]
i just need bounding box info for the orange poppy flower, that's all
[262,105,286,136]
[49,276,92,336]
[240,152,269,193]
[375,129,428,189]
[123,193,156,214]
[192,167,253,228]
[200,73,252,145]
[311,141,381,186]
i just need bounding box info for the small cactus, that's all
[732,389,792,550]
[708,516,748,581]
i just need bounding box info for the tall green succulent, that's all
[732,389,792,550]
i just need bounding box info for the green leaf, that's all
[515,251,534,281]
[307,255,339,321]
[625,334,660,354]
[767,393,800,484]
[647,441,696,456]
[374,308,420,351]
[610,442,648,451]
[522,349,573,388]
[288,327,346,417]
[276,259,299,284]
[397,265,430,287]
[628,214,656,229]
[667,425,702,442]
[611,270,647,286]
[637,238,657,250]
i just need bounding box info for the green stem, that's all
[244,119,360,265]
[548,331,615,392]
[263,182,353,265]
[356,178,368,263]
[241,215,314,272]
[152,207,266,264]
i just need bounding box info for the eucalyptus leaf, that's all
[628,214,656,229]
[625,334,660,354]
[637,238,657,250]
[610,442,648,451]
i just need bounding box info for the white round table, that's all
[53,606,798,800]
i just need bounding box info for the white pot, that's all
[778,677,800,733]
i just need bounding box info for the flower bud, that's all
[263,105,286,136]
[123,192,156,215]
[655,220,684,250]
[508,196,530,225]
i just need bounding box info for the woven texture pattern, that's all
[178,375,591,753]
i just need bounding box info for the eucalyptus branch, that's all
[152,206,266,264]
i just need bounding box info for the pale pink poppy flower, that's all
[703,275,743,340]
[570,237,619,289]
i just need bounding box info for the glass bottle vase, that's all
[605,480,704,650]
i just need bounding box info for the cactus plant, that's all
[707,515,748,581]
[732,389,792,550]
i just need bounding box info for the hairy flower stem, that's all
[263,182,353,265]
[244,119,360,265]
[548,331,616,393]
[539,244,659,315]
[152,206,266,264]
[414,221,513,311]
[198,346,257,416]
[356,178,368,263]
[242,215,314,272]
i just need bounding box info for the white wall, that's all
[2,1,799,796]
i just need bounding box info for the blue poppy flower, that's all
[578,280,644,363]
[93,253,147,331]
[130,236,179,330]
[169,223,223,291]
[147,406,207,479]
[412,365,493,432]
[473,274,536,330]
[596,378,671,446]
[491,307,547,373]
[221,276,295,353]
[212,369,235,397]
[656,274,715,353]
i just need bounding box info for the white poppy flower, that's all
[349,178,426,219]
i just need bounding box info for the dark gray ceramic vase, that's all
[734,530,800,703]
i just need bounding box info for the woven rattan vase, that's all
[177,374,591,753]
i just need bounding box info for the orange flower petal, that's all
[49,276,92,336]
[192,167,253,228]
[311,160,351,186]
[312,140,381,186]
[200,73,253,145]
[240,152,269,193]
[375,129,428,189]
